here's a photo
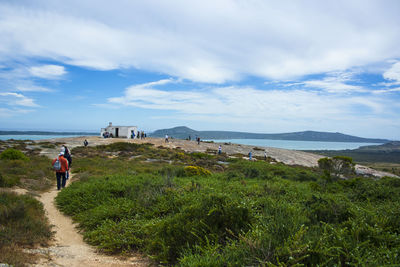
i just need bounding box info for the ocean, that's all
[0,135,94,141]
[208,139,383,150]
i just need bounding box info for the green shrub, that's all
[0,153,58,190]
[147,193,252,263]
[0,192,52,266]
[184,166,211,176]
[318,156,354,178]
[228,160,318,181]
[190,152,213,160]
[84,218,146,252]
[304,194,353,224]
[0,148,29,161]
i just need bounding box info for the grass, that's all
[0,191,52,267]
[0,147,54,191]
[54,142,400,266]
[0,140,55,266]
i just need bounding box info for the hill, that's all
[149,126,390,143]
[307,141,400,164]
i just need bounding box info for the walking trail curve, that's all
[26,144,150,267]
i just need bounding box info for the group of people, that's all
[52,145,72,190]
[135,131,146,139]
[102,132,113,138]
[248,150,268,161]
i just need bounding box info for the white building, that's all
[100,122,138,139]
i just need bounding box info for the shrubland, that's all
[0,142,54,190]
[0,141,54,266]
[54,142,400,266]
[0,192,52,266]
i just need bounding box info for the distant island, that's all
[150,126,391,143]
[307,141,400,164]
[0,130,98,136]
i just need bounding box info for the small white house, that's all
[100,122,138,139]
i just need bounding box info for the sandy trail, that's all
[29,173,149,267]
[28,171,149,267]
[25,139,151,266]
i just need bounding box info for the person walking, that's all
[62,145,72,180]
[264,151,267,160]
[248,151,252,161]
[165,134,169,143]
[84,139,89,147]
[52,151,69,190]
[218,145,222,155]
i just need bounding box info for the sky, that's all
[0,0,400,140]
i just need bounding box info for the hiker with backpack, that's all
[52,151,69,190]
[62,145,72,180]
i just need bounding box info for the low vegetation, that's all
[0,145,54,191]
[0,141,55,266]
[55,142,400,266]
[318,156,355,179]
[0,192,52,266]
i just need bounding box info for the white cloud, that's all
[383,61,400,84]
[372,87,400,94]
[302,73,366,93]
[28,65,66,79]
[0,92,39,107]
[283,71,366,93]
[104,79,400,138]
[108,79,391,123]
[1,1,400,82]
[16,85,53,92]
[0,107,33,117]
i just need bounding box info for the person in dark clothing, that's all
[62,145,72,179]
[52,152,69,190]
[84,139,89,147]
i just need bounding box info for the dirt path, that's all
[25,140,151,266]
[31,174,149,267]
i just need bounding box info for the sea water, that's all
[0,135,92,141]
[208,139,383,150]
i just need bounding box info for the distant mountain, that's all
[357,141,400,151]
[306,141,400,164]
[0,130,98,136]
[149,126,391,143]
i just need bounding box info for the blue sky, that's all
[0,0,400,140]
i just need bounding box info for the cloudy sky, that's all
[0,0,399,139]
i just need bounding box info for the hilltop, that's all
[150,126,391,143]
[308,141,400,165]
